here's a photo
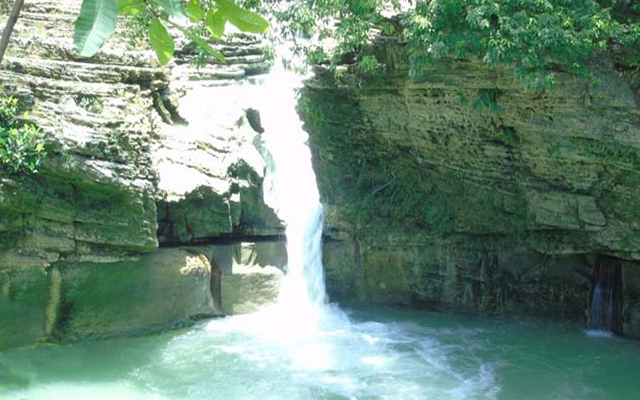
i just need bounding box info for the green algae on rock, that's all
[300,38,640,337]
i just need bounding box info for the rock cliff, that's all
[300,39,640,337]
[0,0,283,351]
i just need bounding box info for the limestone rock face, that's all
[56,249,216,341]
[209,241,285,314]
[0,242,286,349]
[154,83,282,244]
[0,0,283,351]
[300,41,640,336]
[0,0,163,269]
[0,0,282,263]
[197,241,286,315]
[0,266,52,352]
[221,265,284,314]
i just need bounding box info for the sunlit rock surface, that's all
[0,0,282,351]
[301,39,640,337]
[154,83,282,244]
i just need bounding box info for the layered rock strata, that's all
[0,0,283,352]
[301,40,640,337]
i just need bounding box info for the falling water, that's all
[253,57,329,326]
[588,257,621,335]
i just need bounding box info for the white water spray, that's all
[255,60,328,324]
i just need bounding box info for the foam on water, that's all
[136,311,498,399]
[2,382,167,400]
[585,329,616,339]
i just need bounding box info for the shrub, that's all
[0,96,46,175]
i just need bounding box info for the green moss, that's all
[301,86,528,238]
[0,267,51,352]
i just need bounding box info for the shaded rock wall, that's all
[301,41,640,337]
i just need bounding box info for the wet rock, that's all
[221,265,284,314]
[622,261,640,339]
[0,266,52,352]
[303,37,640,330]
[56,249,215,341]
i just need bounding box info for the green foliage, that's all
[171,21,226,61]
[186,0,206,22]
[0,97,46,175]
[217,0,269,33]
[472,89,504,113]
[149,16,175,64]
[251,0,640,87]
[118,0,147,15]
[205,9,226,39]
[154,0,189,21]
[403,0,625,87]
[123,11,152,49]
[74,0,119,57]
[74,0,269,64]
[0,96,18,124]
[357,54,380,73]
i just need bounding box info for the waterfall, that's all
[588,256,621,334]
[254,64,328,326]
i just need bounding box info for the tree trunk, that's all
[0,0,24,64]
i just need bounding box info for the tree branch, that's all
[0,0,24,64]
[372,172,396,195]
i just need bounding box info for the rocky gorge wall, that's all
[3,0,640,352]
[0,0,284,352]
[301,40,640,338]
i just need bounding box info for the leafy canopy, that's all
[74,0,270,64]
[403,0,639,87]
[247,0,640,86]
[73,0,640,84]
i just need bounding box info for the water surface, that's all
[2,307,639,400]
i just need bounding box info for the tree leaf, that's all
[74,0,119,57]
[169,22,226,62]
[215,0,269,34]
[186,0,205,23]
[118,0,146,15]
[149,17,175,65]
[205,9,226,39]
[151,0,188,23]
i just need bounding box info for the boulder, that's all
[56,249,215,341]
